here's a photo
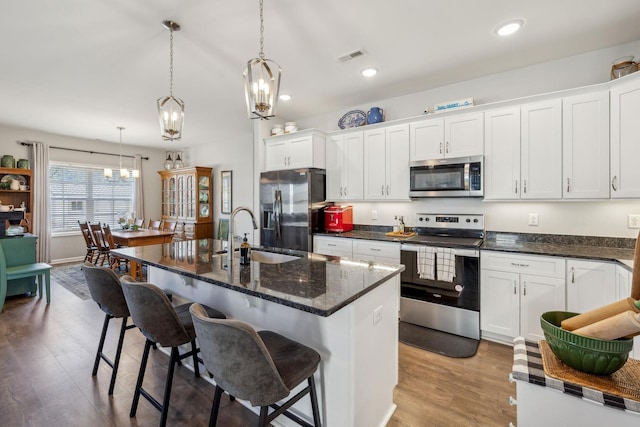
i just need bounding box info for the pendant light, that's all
[164,152,174,170]
[157,20,185,141]
[243,0,281,120]
[117,127,130,179]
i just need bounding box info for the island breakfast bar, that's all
[112,239,404,427]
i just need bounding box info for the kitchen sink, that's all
[249,250,299,264]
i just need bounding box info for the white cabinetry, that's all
[363,124,410,200]
[313,235,353,257]
[484,107,521,199]
[481,251,565,343]
[326,131,364,201]
[566,259,617,314]
[352,240,400,264]
[610,77,640,198]
[264,129,326,171]
[562,91,610,199]
[409,112,483,161]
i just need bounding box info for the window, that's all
[49,162,135,233]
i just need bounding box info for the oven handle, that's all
[400,244,479,258]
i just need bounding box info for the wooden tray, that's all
[385,231,415,238]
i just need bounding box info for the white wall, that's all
[0,123,167,262]
[289,39,640,239]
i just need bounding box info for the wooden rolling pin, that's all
[561,296,640,331]
[632,231,640,299]
[573,310,640,340]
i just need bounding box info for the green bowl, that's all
[540,311,633,375]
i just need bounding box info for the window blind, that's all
[49,163,135,233]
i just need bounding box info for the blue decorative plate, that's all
[338,110,366,129]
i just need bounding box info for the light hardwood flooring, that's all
[0,275,516,426]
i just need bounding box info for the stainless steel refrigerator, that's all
[260,168,328,252]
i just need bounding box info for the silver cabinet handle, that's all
[523,281,526,296]
[513,280,517,295]
[284,156,287,165]
[370,248,381,252]
[381,185,384,195]
[344,186,347,196]
[339,186,343,196]
[386,185,389,195]
[439,142,443,154]
[288,156,292,165]
[612,176,618,191]
[566,177,570,193]
[446,141,449,153]
[510,262,529,268]
[515,180,518,194]
[571,267,575,283]
[523,179,527,194]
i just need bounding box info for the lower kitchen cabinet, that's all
[481,251,565,343]
[352,239,400,264]
[566,259,617,313]
[314,235,353,257]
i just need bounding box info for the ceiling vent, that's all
[337,49,366,63]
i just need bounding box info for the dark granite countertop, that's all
[315,229,636,271]
[112,239,404,317]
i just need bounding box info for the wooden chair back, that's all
[148,219,162,230]
[134,218,144,228]
[163,220,177,232]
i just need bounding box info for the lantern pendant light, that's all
[243,0,282,120]
[117,127,130,180]
[157,20,185,141]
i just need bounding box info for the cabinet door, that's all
[385,124,410,200]
[445,112,484,158]
[264,139,288,171]
[521,100,562,199]
[409,119,443,160]
[287,135,313,169]
[562,92,610,199]
[566,259,617,313]
[326,135,344,200]
[363,128,388,200]
[480,269,520,339]
[484,107,521,200]
[520,274,565,342]
[611,78,640,198]
[343,132,364,200]
[352,240,400,263]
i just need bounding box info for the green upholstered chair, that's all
[190,303,322,427]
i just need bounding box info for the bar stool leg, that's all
[159,347,179,427]
[131,339,153,417]
[208,385,224,427]
[108,317,129,395]
[308,375,321,427]
[190,339,200,378]
[93,314,112,376]
[259,406,269,427]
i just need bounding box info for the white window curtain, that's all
[31,141,51,263]
[133,154,144,221]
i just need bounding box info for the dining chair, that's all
[89,223,110,266]
[79,220,98,263]
[102,223,128,272]
[148,219,162,230]
[134,218,145,228]
[172,222,185,241]
[162,220,177,232]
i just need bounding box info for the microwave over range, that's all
[409,155,483,198]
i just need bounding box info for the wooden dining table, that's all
[111,229,174,279]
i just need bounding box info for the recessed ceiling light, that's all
[279,93,292,101]
[361,67,378,77]
[495,19,523,36]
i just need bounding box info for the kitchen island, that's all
[112,239,404,427]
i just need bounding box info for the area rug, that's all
[399,321,479,358]
[51,263,92,300]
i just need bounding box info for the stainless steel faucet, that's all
[227,206,258,268]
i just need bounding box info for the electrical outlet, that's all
[628,214,640,229]
[528,213,539,226]
[371,210,377,220]
[373,305,383,325]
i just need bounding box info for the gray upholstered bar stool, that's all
[81,262,135,395]
[190,303,322,427]
[121,277,226,427]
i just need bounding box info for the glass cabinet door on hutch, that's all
[158,166,213,239]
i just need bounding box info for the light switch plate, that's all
[628,214,640,229]
[528,213,539,226]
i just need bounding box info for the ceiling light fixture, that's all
[243,0,282,120]
[279,93,292,101]
[362,67,378,77]
[157,20,185,141]
[495,19,523,36]
[104,127,137,180]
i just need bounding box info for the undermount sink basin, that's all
[249,250,299,264]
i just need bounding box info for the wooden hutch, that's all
[158,166,213,239]
[0,167,32,226]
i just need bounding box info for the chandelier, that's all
[157,20,185,141]
[243,0,281,120]
[104,127,138,180]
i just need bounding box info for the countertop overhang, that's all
[112,239,404,317]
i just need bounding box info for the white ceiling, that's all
[3,0,640,149]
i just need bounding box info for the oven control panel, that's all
[415,213,484,230]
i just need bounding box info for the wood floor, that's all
[0,275,516,427]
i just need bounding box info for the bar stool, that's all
[189,303,322,427]
[120,277,226,427]
[81,262,135,395]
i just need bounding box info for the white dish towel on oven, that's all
[417,246,435,280]
[436,248,455,282]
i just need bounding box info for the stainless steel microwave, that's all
[409,155,483,198]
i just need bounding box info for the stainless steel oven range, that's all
[400,213,484,340]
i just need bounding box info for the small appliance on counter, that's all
[324,205,353,233]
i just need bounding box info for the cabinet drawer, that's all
[352,240,400,261]
[481,251,565,278]
[314,236,353,257]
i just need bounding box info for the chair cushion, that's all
[258,330,321,390]
[175,303,226,337]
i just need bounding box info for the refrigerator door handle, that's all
[274,189,282,242]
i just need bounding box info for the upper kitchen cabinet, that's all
[363,123,410,200]
[484,107,521,199]
[409,112,483,161]
[610,77,640,198]
[326,131,364,201]
[158,166,213,239]
[562,91,610,199]
[264,129,326,171]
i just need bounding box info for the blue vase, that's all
[367,107,383,125]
